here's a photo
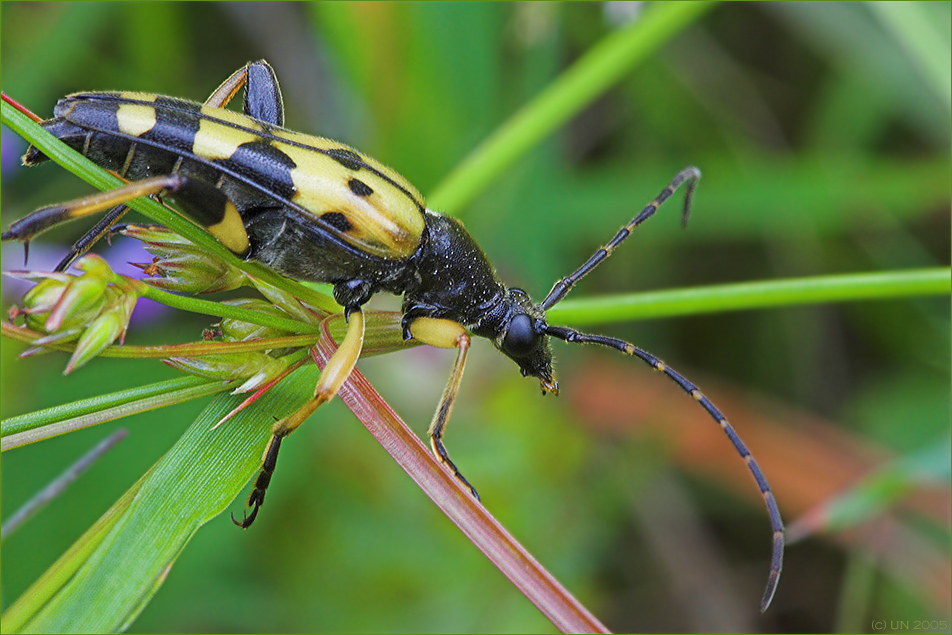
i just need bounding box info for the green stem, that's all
[428,2,714,211]
[133,282,322,334]
[1,376,232,441]
[1,322,321,358]
[547,267,951,326]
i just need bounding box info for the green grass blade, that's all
[1,470,149,633]
[548,267,951,326]
[428,2,714,211]
[1,378,234,450]
[867,1,951,111]
[1,376,217,437]
[3,365,318,633]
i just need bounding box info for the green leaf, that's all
[2,365,318,633]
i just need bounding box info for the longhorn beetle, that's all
[2,60,784,611]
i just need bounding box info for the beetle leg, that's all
[53,204,130,271]
[206,60,285,126]
[242,61,285,127]
[408,317,479,500]
[333,279,376,319]
[233,309,366,528]
[2,174,251,257]
[3,175,182,244]
[206,64,251,109]
[45,63,283,272]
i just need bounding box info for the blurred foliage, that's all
[1,2,949,633]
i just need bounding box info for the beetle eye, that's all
[503,313,537,357]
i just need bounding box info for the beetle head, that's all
[493,288,558,395]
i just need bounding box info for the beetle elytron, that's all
[2,61,784,610]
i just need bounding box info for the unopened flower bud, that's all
[44,268,110,332]
[249,278,324,323]
[67,306,124,373]
[8,255,139,372]
[20,275,74,315]
[119,224,196,251]
[121,224,246,293]
[218,299,298,342]
[164,351,288,393]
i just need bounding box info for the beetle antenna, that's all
[544,323,784,612]
[55,204,130,272]
[541,166,700,311]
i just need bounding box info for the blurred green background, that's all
[1,2,949,633]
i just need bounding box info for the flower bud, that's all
[8,255,139,372]
[67,304,124,373]
[20,275,74,315]
[44,268,110,332]
[12,268,104,336]
[248,277,324,324]
[164,351,288,393]
[118,224,191,250]
[218,299,298,343]
[121,224,246,293]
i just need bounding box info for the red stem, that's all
[314,320,610,634]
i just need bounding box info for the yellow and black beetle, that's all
[2,60,784,611]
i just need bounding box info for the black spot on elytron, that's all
[321,211,353,233]
[348,178,374,197]
[326,148,364,171]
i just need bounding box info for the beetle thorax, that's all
[402,211,555,391]
[402,211,508,327]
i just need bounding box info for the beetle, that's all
[2,60,784,610]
